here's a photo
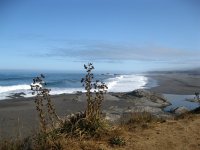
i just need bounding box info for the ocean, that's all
[0,71,157,100]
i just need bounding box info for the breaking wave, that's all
[0,74,149,100]
[106,75,148,92]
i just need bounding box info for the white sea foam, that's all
[0,74,148,100]
[0,84,32,100]
[50,88,84,95]
[105,74,148,92]
[0,84,30,93]
[49,74,148,94]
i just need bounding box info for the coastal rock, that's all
[126,89,152,98]
[7,92,26,99]
[102,90,173,122]
[103,106,124,122]
[103,105,171,122]
[173,106,189,115]
[185,97,200,103]
[104,112,121,122]
[190,106,200,114]
[123,106,163,114]
[123,89,171,107]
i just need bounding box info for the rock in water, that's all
[7,92,26,99]
[191,106,200,114]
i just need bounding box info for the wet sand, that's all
[147,73,200,95]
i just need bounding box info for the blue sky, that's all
[0,0,199,72]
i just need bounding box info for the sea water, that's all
[1,71,199,110]
[0,71,152,100]
[164,94,200,111]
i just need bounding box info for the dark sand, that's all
[0,73,200,139]
[147,73,200,95]
[0,94,86,139]
[0,93,134,139]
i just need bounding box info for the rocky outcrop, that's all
[173,106,189,115]
[120,89,171,108]
[185,98,200,103]
[7,92,26,99]
[123,106,163,114]
[70,90,172,122]
[190,106,200,114]
[103,90,172,122]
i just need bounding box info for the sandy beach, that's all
[147,73,200,95]
[0,73,200,139]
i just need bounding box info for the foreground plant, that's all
[60,63,108,137]
[109,136,126,146]
[81,63,108,121]
[31,74,62,133]
[28,64,108,147]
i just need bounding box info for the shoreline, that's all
[1,72,200,101]
[0,90,171,139]
[146,73,200,95]
[0,72,200,139]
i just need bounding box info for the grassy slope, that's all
[1,114,200,150]
[65,114,200,150]
[123,114,200,150]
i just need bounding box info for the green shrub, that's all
[109,136,126,146]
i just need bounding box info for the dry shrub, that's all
[127,112,154,124]
[109,136,126,146]
[23,63,109,149]
[58,63,108,138]
[120,112,165,130]
[31,74,63,133]
[81,63,108,121]
[0,137,32,150]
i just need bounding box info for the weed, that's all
[81,63,108,121]
[58,63,108,137]
[109,136,126,146]
[31,74,62,133]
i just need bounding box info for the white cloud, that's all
[39,41,200,64]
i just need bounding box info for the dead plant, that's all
[31,74,62,133]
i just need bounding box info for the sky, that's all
[0,0,199,72]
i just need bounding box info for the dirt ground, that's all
[99,114,200,150]
[73,114,200,150]
[125,115,200,150]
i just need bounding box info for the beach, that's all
[147,73,200,95]
[0,72,200,139]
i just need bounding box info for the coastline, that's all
[146,73,200,95]
[0,90,171,139]
[0,73,200,139]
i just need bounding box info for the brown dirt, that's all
[68,114,200,150]
[123,114,200,150]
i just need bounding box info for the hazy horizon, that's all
[0,0,199,72]
[0,66,199,74]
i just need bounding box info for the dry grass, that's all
[1,113,200,150]
[119,112,166,132]
[0,137,33,150]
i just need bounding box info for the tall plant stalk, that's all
[81,63,108,121]
[31,74,62,133]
